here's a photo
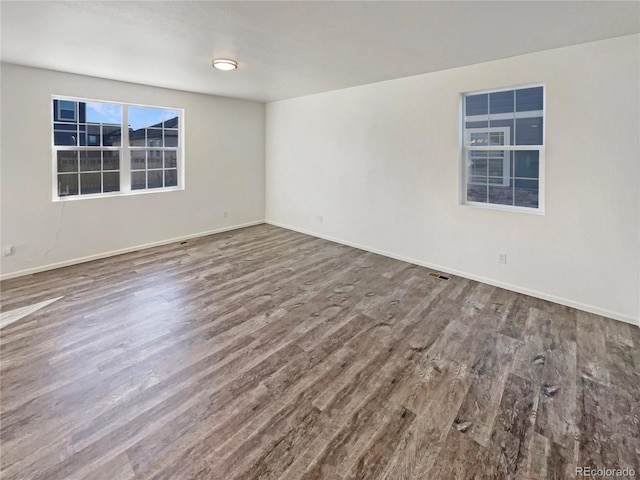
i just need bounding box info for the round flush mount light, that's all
[212,59,238,71]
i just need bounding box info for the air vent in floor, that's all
[429,272,450,280]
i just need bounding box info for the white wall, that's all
[266,34,640,325]
[1,63,265,278]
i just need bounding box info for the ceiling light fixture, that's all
[212,59,238,71]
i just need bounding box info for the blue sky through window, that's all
[86,102,122,125]
[85,102,177,130]
[128,106,179,130]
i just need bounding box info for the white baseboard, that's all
[0,220,265,281]
[266,219,639,327]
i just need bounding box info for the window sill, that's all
[461,201,545,215]
[53,186,185,202]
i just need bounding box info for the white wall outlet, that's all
[3,245,14,257]
[223,211,228,218]
[498,252,507,264]
[315,216,323,223]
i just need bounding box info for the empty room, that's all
[1,1,639,479]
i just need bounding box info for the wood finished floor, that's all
[1,224,638,480]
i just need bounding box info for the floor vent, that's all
[429,272,450,281]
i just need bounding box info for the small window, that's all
[52,97,183,200]
[461,86,544,212]
[57,100,76,121]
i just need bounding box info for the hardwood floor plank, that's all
[342,406,416,480]
[576,376,627,474]
[510,307,552,384]
[78,452,135,480]
[534,341,578,450]
[423,427,491,480]
[525,432,550,480]
[453,332,519,447]
[546,441,573,480]
[576,311,611,385]
[486,373,537,478]
[381,362,472,479]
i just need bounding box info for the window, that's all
[461,86,544,212]
[128,106,179,191]
[52,97,183,199]
[57,100,76,121]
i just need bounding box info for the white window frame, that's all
[459,84,545,214]
[52,96,185,201]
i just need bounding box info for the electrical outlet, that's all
[498,252,507,264]
[3,245,14,257]
[315,216,323,223]
[223,211,228,218]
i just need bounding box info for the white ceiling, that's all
[1,1,639,103]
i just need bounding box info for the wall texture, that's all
[1,64,265,278]
[266,35,640,325]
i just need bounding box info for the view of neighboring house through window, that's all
[461,85,544,211]
[52,97,182,199]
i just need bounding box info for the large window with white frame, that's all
[52,97,183,199]
[461,85,544,212]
